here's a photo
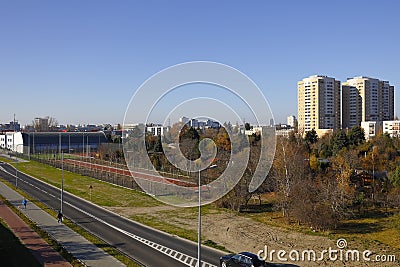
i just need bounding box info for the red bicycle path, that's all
[64,158,197,187]
[0,199,72,267]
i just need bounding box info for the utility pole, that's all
[61,152,64,213]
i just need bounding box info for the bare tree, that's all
[270,136,309,218]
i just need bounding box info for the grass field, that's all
[0,157,142,267]
[334,210,400,250]
[2,155,400,260]
[13,159,161,208]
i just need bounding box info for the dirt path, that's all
[0,200,71,267]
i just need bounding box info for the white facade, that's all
[361,121,382,141]
[179,117,189,124]
[123,123,142,131]
[361,121,379,140]
[146,125,167,136]
[0,134,6,149]
[287,115,297,128]
[383,121,400,138]
[362,120,400,140]
[276,128,295,137]
[2,132,24,153]
[245,126,262,136]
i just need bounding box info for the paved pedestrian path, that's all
[0,199,72,266]
[0,181,126,267]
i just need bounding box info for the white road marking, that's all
[1,165,217,267]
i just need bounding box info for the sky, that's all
[1,0,400,127]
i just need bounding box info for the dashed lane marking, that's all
[0,165,217,267]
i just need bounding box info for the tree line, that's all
[259,126,400,230]
[116,123,400,230]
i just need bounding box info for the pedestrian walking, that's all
[57,211,63,223]
[22,198,27,209]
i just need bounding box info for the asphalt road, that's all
[0,161,225,267]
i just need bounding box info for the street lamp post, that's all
[371,146,376,201]
[15,144,24,188]
[15,157,18,188]
[61,152,64,213]
[197,169,201,267]
[197,164,217,267]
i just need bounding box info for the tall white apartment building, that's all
[382,80,395,121]
[298,75,341,136]
[342,77,394,129]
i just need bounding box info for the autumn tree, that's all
[269,136,309,218]
[179,126,200,160]
[305,128,318,144]
[329,149,359,209]
[347,126,365,146]
[389,166,400,187]
[331,129,349,155]
[216,127,231,151]
[216,133,261,211]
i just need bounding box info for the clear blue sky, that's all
[1,0,399,126]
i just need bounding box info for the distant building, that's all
[9,132,22,152]
[123,123,141,131]
[382,120,400,138]
[298,75,341,136]
[86,124,102,132]
[146,124,168,136]
[0,132,24,152]
[287,115,297,128]
[206,119,220,129]
[34,117,49,132]
[362,120,400,140]
[181,118,220,129]
[276,128,295,137]
[179,117,189,124]
[245,126,262,136]
[275,123,295,137]
[189,119,200,128]
[361,121,381,140]
[342,77,394,129]
[0,135,4,149]
[1,132,108,154]
[0,121,21,132]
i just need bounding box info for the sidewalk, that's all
[0,181,126,267]
[0,199,72,266]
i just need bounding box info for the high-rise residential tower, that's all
[298,75,341,135]
[342,77,394,129]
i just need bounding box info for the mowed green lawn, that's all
[7,158,161,208]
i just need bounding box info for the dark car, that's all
[220,252,266,267]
